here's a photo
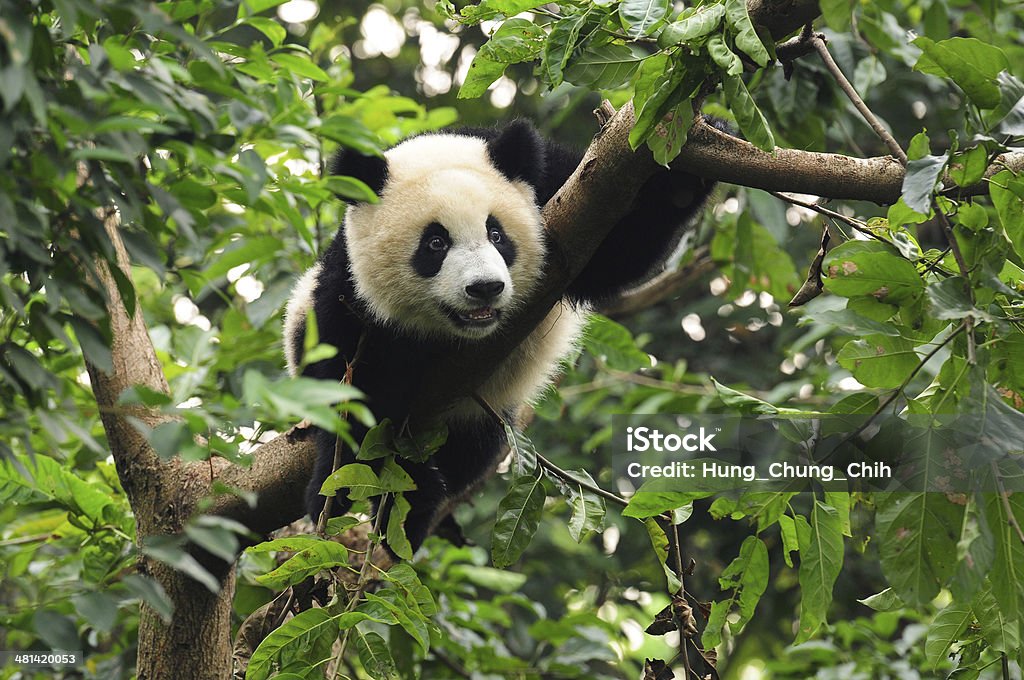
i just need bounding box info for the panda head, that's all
[332,121,548,340]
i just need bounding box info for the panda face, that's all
[344,134,546,340]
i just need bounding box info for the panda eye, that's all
[427,236,448,252]
[488,229,502,244]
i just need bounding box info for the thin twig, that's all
[472,394,630,509]
[830,323,966,452]
[935,208,977,364]
[769,191,868,232]
[670,523,693,678]
[810,34,908,165]
[332,501,387,677]
[992,462,1024,546]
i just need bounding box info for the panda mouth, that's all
[447,306,501,328]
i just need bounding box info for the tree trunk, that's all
[136,564,236,680]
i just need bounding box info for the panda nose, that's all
[465,280,505,301]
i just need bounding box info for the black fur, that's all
[486,216,517,267]
[411,222,450,278]
[298,119,717,556]
[329,149,389,202]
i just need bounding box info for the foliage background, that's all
[1,0,1023,678]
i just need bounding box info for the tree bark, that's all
[85,211,235,680]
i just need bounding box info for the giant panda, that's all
[283,119,716,555]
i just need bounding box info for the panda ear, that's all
[328,148,389,204]
[486,119,546,189]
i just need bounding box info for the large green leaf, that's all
[619,0,670,38]
[491,473,546,567]
[822,240,924,304]
[795,502,844,642]
[836,334,920,389]
[459,19,545,98]
[924,602,973,668]
[913,37,1008,109]
[877,490,964,606]
[724,0,770,67]
[723,74,774,151]
[246,609,373,680]
[657,4,725,48]
[564,44,648,89]
[253,540,350,590]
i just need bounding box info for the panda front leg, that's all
[381,417,507,556]
[564,161,717,305]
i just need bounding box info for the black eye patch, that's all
[412,222,450,278]
[486,216,517,267]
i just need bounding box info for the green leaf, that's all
[724,0,770,67]
[385,493,413,560]
[984,491,1024,625]
[723,74,774,152]
[491,473,545,567]
[69,317,112,373]
[648,102,694,166]
[141,536,220,594]
[319,116,384,156]
[564,44,648,89]
[836,335,921,389]
[321,463,381,500]
[448,565,528,593]
[973,586,1021,654]
[913,37,1008,109]
[877,491,965,606]
[237,0,288,19]
[354,630,398,680]
[459,19,545,98]
[707,35,743,77]
[819,0,853,32]
[723,536,769,632]
[657,4,725,48]
[245,17,287,47]
[948,146,989,188]
[459,0,552,23]
[822,240,924,304]
[858,587,903,612]
[926,277,983,321]
[582,314,651,371]
[778,514,799,567]
[561,469,606,542]
[271,52,329,81]
[541,13,587,87]
[800,307,903,336]
[901,152,949,214]
[644,517,681,592]
[255,540,350,590]
[324,176,379,203]
[990,169,1024,260]
[623,490,701,519]
[362,590,431,652]
[924,602,973,668]
[246,609,373,680]
[796,502,844,642]
[619,0,670,39]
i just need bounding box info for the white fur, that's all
[472,300,587,417]
[283,262,321,376]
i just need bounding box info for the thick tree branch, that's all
[674,121,1024,203]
